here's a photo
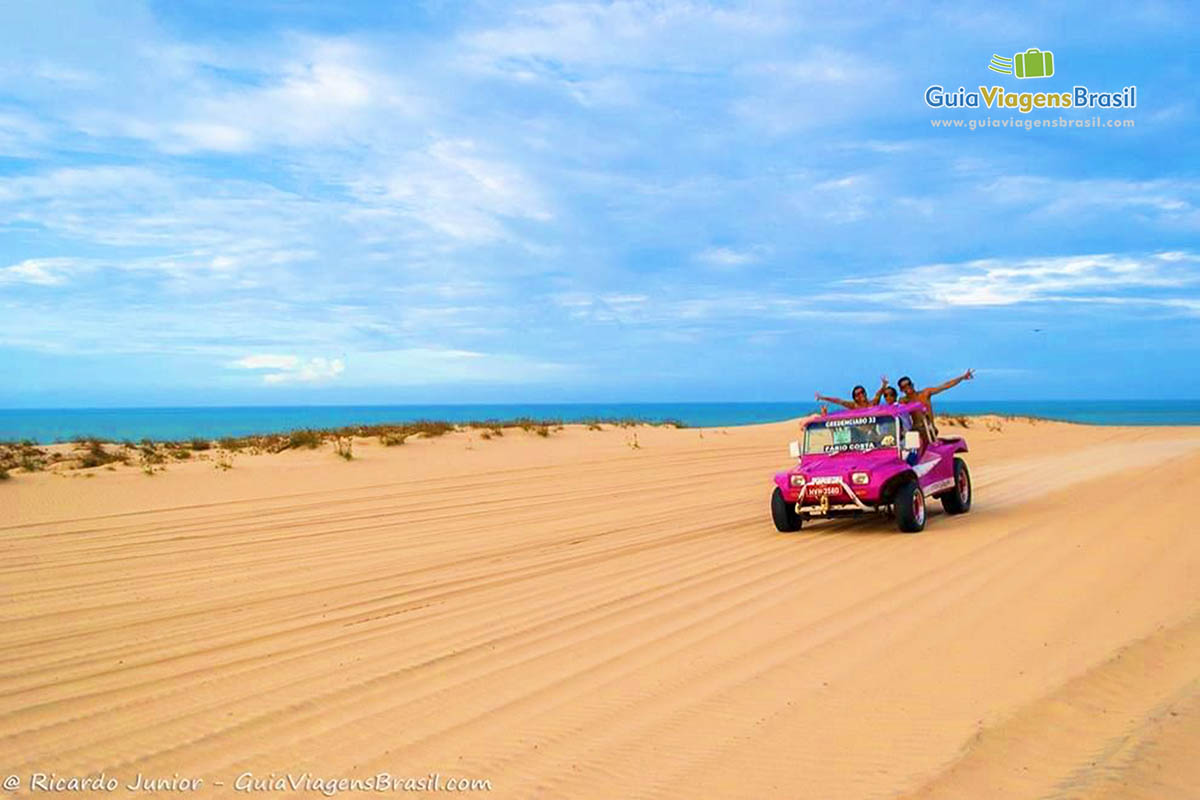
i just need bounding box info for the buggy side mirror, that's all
[903,431,922,451]
[788,441,801,459]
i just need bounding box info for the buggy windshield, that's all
[803,414,901,455]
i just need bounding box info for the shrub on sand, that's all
[408,420,455,438]
[78,440,126,469]
[288,429,323,450]
[140,443,165,465]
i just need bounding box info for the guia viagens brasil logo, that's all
[925,48,1136,113]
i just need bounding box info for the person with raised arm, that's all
[871,375,892,405]
[896,369,975,433]
[815,384,872,410]
[816,374,894,410]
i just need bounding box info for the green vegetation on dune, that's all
[0,417,695,477]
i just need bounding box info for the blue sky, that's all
[1,1,1197,407]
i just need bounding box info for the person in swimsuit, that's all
[815,382,875,409]
[896,369,974,435]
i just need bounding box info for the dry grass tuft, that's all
[13,415,695,475]
[139,442,165,465]
[76,439,127,469]
[288,429,323,450]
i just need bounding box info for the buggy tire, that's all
[941,457,972,515]
[771,487,802,532]
[895,480,926,533]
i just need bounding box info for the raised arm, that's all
[814,391,856,409]
[872,374,889,404]
[928,368,975,396]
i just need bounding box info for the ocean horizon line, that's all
[3,400,1200,443]
[3,397,1198,412]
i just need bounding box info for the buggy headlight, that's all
[851,472,870,485]
[790,474,806,487]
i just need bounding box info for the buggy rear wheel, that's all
[941,457,972,515]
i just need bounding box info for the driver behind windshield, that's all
[810,414,899,454]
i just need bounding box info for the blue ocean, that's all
[2,401,1199,444]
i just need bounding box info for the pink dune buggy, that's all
[771,402,971,533]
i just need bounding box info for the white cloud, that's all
[346,348,566,384]
[0,257,86,286]
[742,53,883,87]
[234,354,344,384]
[71,38,416,155]
[731,51,892,135]
[30,60,96,86]
[226,347,567,387]
[808,174,875,223]
[167,122,254,153]
[351,138,551,244]
[602,293,647,305]
[554,287,894,326]
[0,166,325,282]
[871,252,1200,308]
[696,246,761,266]
[462,1,782,77]
[233,354,301,370]
[839,139,914,154]
[263,357,345,384]
[984,176,1200,227]
[0,109,48,157]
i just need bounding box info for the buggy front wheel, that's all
[895,480,926,533]
[771,487,802,532]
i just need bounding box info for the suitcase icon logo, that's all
[988,48,1055,79]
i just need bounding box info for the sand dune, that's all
[2,418,1199,798]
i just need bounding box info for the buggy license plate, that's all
[806,485,844,499]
